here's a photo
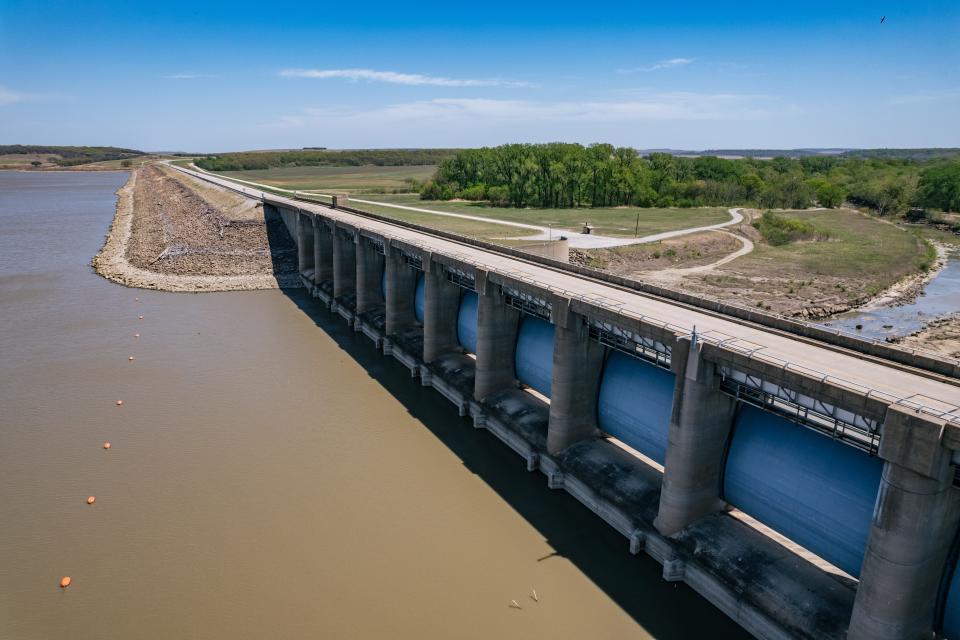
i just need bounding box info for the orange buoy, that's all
[138,315,144,320]
[86,496,95,505]
[128,356,134,361]
[59,576,71,588]
[115,400,123,406]
[103,442,111,450]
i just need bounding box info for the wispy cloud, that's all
[163,73,217,80]
[0,85,35,106]
[887,91,960,106]
[279,68,532,87]
[267,92,782,130]
[617,58,696,74]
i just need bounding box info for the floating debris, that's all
[531,589,539,602]
[134,333,140,338]
[128,356,134,361]
[59,576,71,588]
[103,442,111,450]
[115,400,123,406]
[138,315,144,320]
[509,600,522,610]
[86,496,95,505]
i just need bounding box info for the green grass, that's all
[214,165,437,193]
[207,166,731,241]
[340,202,533,239]
[739,209,926,279]
[356,194,731,238]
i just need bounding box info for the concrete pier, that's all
[332,226,356,299]
[655,334,737,536]
[546,301,603,454]
[296,212,315,276]
[384,246,418,337]
[355,237,384,315]
[473,271,520,401]
[848,407,960,640]
[423,265,461,363]
[313,217,333,286]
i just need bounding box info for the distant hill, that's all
[639,148,960,161]
[0,145,145,167]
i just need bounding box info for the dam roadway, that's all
[180,165,960,417]
[176,164,960,640]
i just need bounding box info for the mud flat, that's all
[891,314,960,359]
[93,164,300,292]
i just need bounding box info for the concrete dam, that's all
[176,165,960,640]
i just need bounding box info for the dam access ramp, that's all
[173,163,960,640]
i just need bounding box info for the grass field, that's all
[737,209,929,281]
[207,166,731,240]
[357,193,731,238]
[340,201,534,239]
[214,165,437,193]
[675,208,935,317]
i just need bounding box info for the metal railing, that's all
[589,321,672,370]
[719,366,882,454]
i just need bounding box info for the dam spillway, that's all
[176,164,960,640]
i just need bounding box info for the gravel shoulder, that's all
[92,165,300,292]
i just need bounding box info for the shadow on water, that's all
[264,212,750,639]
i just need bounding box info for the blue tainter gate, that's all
[722,405,883,577]
[514,316,554,398]
[413,273,425,323]
[457,291,478,353]
[596,351,676,465]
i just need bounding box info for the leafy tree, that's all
[809,180,846,208]
[917,161,960,212]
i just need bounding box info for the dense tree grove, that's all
[422,143,960,214]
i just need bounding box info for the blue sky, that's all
[0,0,957,151]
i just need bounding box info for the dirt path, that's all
[640,230,755,280]
[93,166,300,292]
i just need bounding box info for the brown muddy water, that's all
[0,171,748,639]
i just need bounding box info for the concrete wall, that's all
[513,238,569,263]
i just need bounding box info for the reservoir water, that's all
[827,252,960,340]
[0,170,747,639]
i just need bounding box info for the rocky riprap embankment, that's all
[93,165,301,292]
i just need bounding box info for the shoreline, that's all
[889,312,960,359]
[91,168,301,293]
[843,241,950,314]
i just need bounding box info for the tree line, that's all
[420,143,960,214]
[0,145,144,166]
[195,148,461,172]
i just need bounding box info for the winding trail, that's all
[644,231,756,281]
[187,164,744,250]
